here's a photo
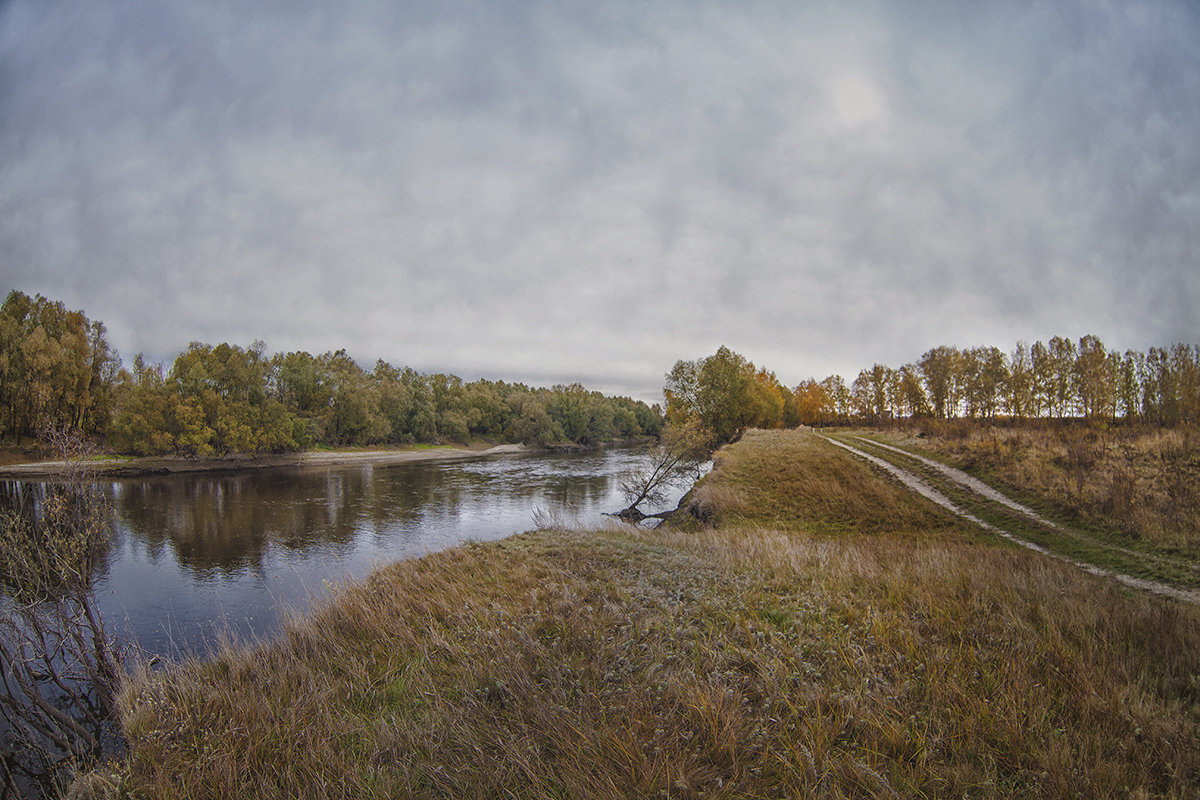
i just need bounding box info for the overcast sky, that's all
[2,1,1197,403]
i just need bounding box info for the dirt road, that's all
[819,434,1200,605]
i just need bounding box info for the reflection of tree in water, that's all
[100,450,631,577]
[116,470,362,576]
[0,480,117,583]
[111,462,513,575]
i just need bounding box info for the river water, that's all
[3,447,663,657]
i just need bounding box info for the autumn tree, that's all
[895,364,929,418]
[919,346,959,419]
[821,375,851,422]
[0,291,119,442]
[665,346,759,447]
[1116,350,1142,420]
[960,346,1006,419]
[794,379,829,426]
[1007,342,1033,419]
[745,368,786,430]
[1074,334,1112,419]
[1029,340,1052,417]
[1047,335,1077,418]
[1174,343,1200,423]
[850,364,893,421]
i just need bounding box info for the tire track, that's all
[851,436,1200,576]
[818,435,1200,606]
[854,438,1052,526]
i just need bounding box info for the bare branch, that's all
[0,426,126,792]
[615,421,710,520]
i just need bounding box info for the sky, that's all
[1,0,1197,404]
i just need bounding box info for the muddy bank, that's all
[0,443,528,479]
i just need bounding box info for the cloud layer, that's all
[2,1,1197,402]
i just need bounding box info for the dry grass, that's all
[893,422,1200,551]
[682,429,967,538]
[102,429,1200,799]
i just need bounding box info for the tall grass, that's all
[102,429,1200,799]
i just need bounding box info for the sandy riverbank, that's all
[0,443,528,479]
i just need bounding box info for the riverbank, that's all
[0,443,528,479]
[97,429,1200,798]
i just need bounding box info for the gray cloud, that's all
[2,0,1197,403]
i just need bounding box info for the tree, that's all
[1074,334,1111,419]
[505,392,560,444]
[821,374,851,422]
[793,379,829,426]
[745,368,785,430]
[1172,343,1200,424]
[1007,342,1033,419]
[272,351,335,418]
[549,383,591,442]
[1116,350,1142,421]
[1030,340,1053,418]
[896,364,929,418]
[0,291,117,442]
[869,364,893,419]
[615,421,709,520]
[962,346,1006,419]
[919,346,959,419]
[664,346,758,446]
[663,358,700,428]
[321,351,387,445]
[1047,335,1077,418]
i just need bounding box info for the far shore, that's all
[0,442,529,479]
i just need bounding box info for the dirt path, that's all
[854,437,1055,526]
[819,435,1200,606]
[850,435,1200,576]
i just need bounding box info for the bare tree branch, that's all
[615,421,710,521]
[0,426,126,793]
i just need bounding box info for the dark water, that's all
[4,447,663,656]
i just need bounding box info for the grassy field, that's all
[885,421,1200,552]
[91,428,1200,799]
[829,430,1200,596]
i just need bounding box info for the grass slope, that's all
[102,429,1200,799]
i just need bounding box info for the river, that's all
[2,446,666,657]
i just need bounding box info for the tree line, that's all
[665,336,1199,450]
[0,291,662,455]
[808,335,1200,426]
[6,289,1197,457]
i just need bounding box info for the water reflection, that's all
[3,448,658,655]
[113,453,624,577]
[0,480,119,595]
